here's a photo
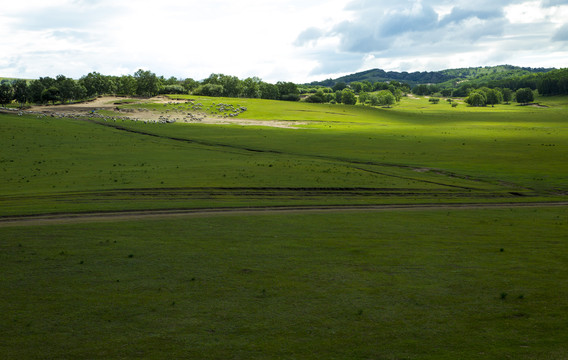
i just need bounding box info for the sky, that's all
[1,0,567,83]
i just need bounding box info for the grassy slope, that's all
[1,208,567,359]
[125,95,568,192]
[2,95,567,216]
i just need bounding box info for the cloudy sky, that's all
[1,0,567,82]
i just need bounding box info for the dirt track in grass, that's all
[1,202,567,227]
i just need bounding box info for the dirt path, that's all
[1,202,567,227]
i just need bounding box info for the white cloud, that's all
[0,0,567,83]
[294,0,568,77]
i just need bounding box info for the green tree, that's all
[13,79,29,108]
[368,94,380,106]
[182,78,198,93]
[72,83,87,100]
[502,88,513,104]
[465,90,486,107]
[260,82,280,100]
[393,88,403,102]
[358,92,369,104]
[117,75,137,96]
[277,82,300,101]
[0,83,13,107]
[160,85,186,94]
[332,82,347,92]
[164,76,179,86]
[377,90,396,107]
[413,84,430,96]
[341,89,357,105]
[241,77,262,98]
[361,81,373,92]
[80,72,106,97]
[305,90,326,103]
[57,76,79,103]
[41,86,61,104]
[204,74,242,97]
[28,80,46,104]
[478,87,502,106]
[350,82,363,93]
[334,90,342,104]
[194,84,224,97]
[134,69,161,97]
[515,88,534,105]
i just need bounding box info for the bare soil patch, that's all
[25,96,305,129]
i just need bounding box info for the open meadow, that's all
[1,95,567,358]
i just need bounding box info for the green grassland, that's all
[2,95,567,215]
[1,208,567,359]
[1,95,568,358]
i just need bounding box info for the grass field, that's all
[1,208,567,359]
[1,95,567,358]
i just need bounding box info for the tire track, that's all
[1,202,567,227]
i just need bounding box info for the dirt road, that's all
[1,202,567,227]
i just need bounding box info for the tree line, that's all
[0,69,413,108]
[410,68,568,104]
[0,70,305,108]
[2,67,565,109]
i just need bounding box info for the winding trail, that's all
[1,202,567,227]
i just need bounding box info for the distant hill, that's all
[310,65,555,88]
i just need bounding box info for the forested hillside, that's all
[310,65,553,88]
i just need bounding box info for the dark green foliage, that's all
[28,80,45,104]
[376,90,396,107]
[194,83,224,97]
[203,73,242,97]
[304,90,326,103]
[12,79,29,108]
[413,84,439,96]
[134,69,160,97]
[341,88,357,105]
[181,78,198,93]
[332,81,347,92]
[56,75,86,103]
[41,86,61,104]
[240,77,262,98]
[80,72,115,97]
[536,69,568,95]
[465,90,487,107]
[0,82,13,107]
[116,75,137,96]
[502,88,513,104]
[479,87,503,105]
[515,88,534,104]
[349,81,363,93]
[260,82,280,100]
[277,81,300,101]
[160,85,186,95]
